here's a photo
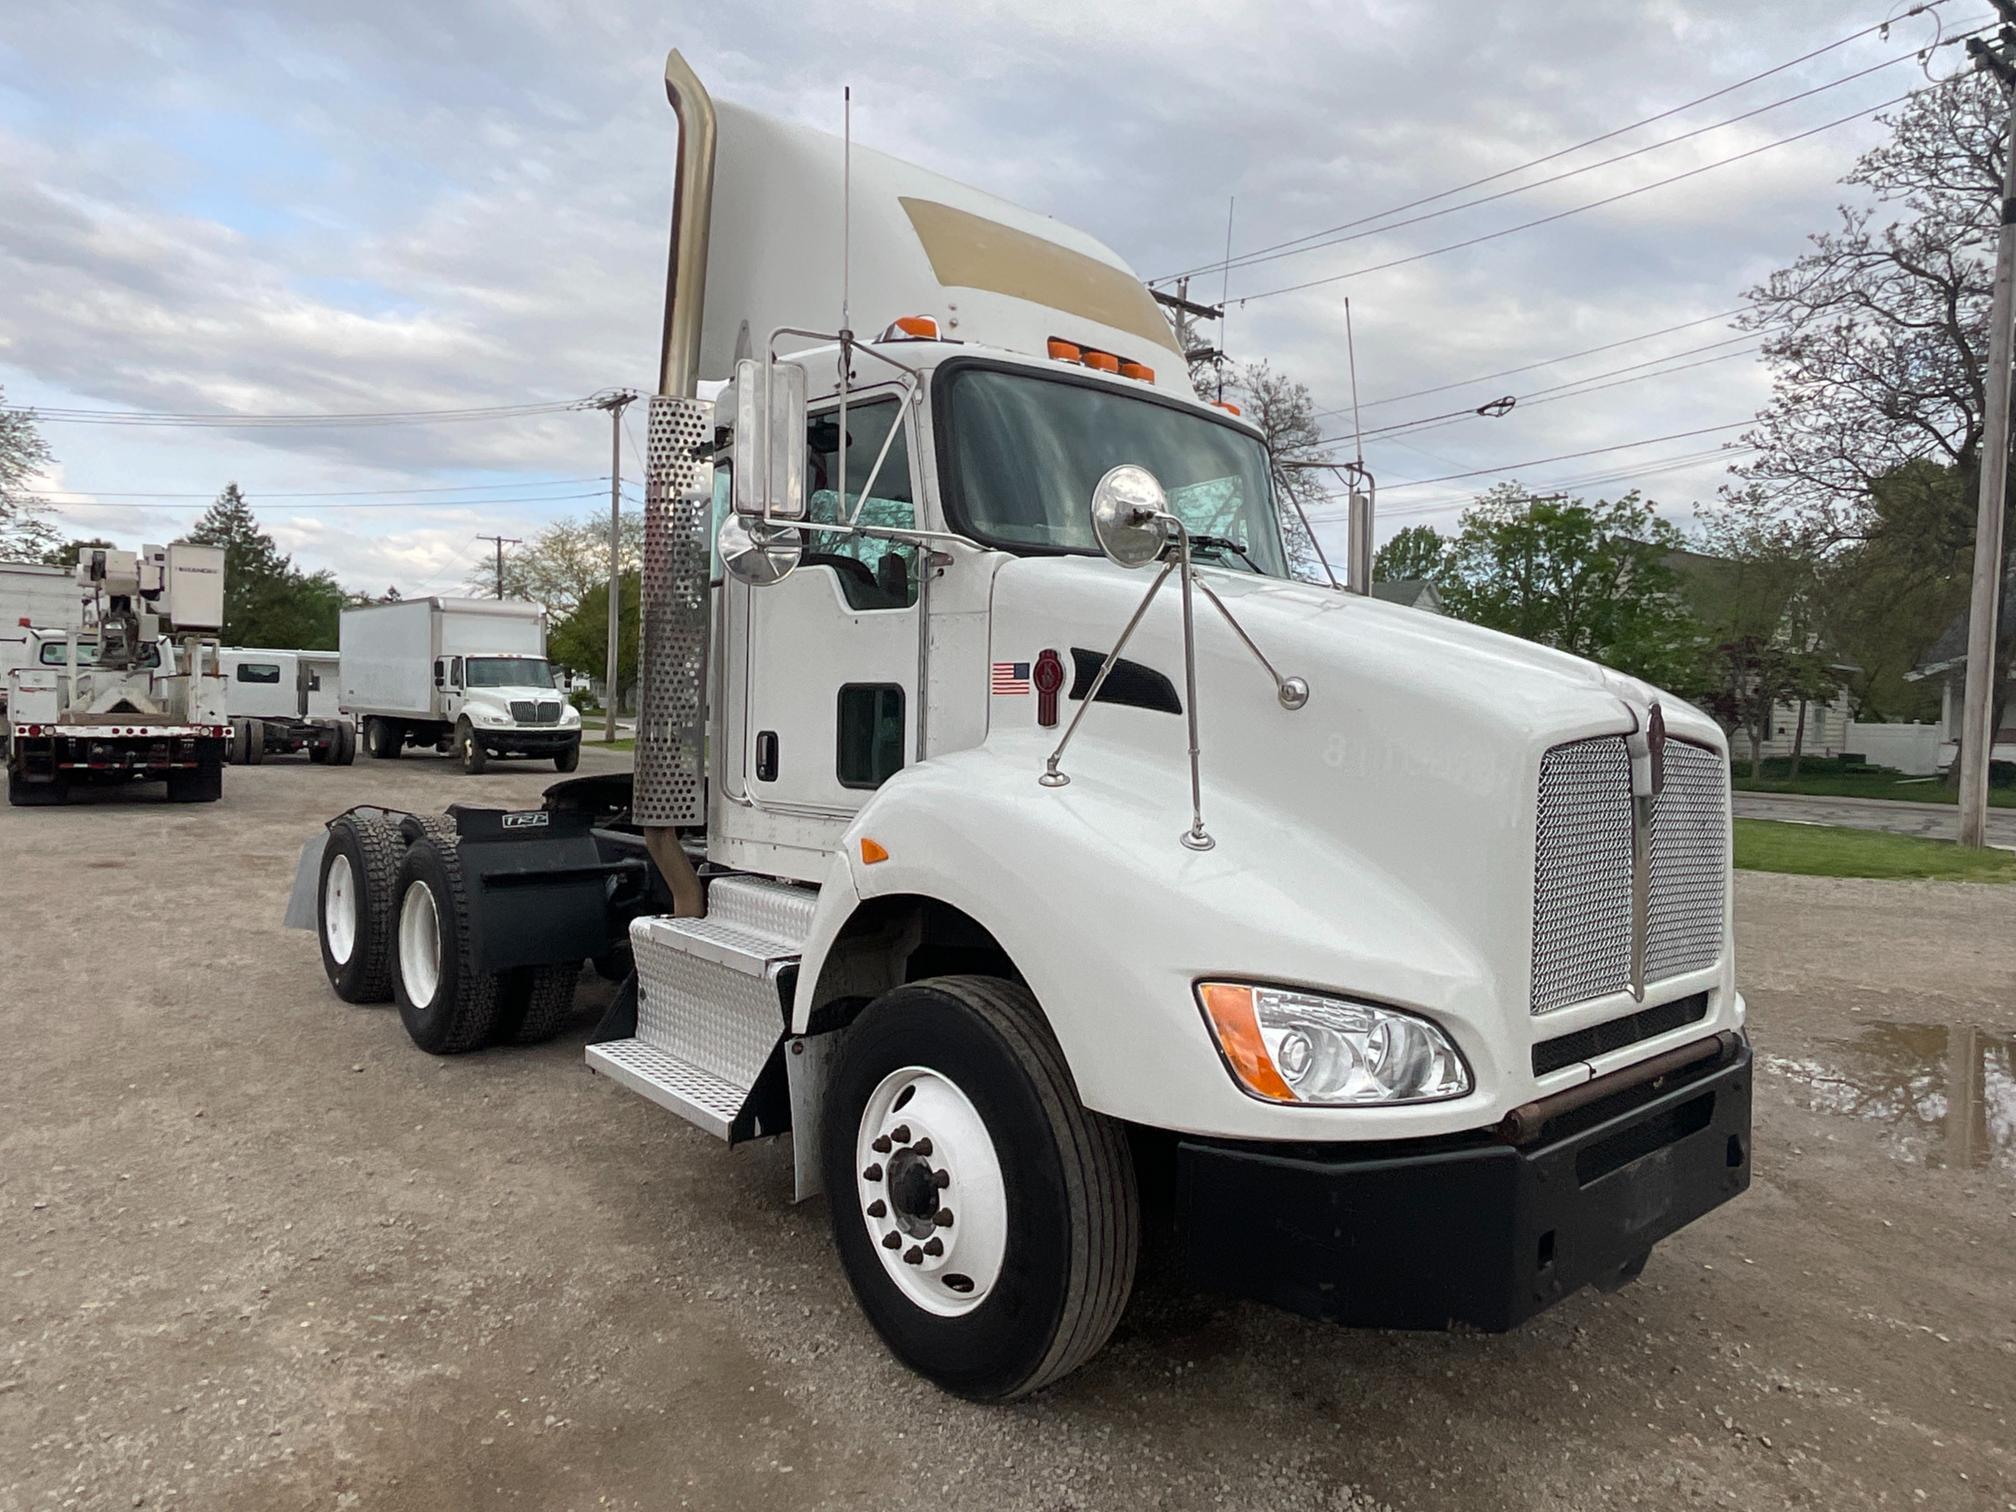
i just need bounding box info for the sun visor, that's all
[697,100,1186,394]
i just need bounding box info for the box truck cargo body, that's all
[339,598,579,773]
[1,563,85,709]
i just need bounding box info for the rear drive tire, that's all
[319,813,401,1002]
[242,724,265,765]
[553,740,580,773]
[333,720,357,765]
[457,719,487,775]
[492,961,581,1045]
[227,720,249,765]
[821,975,1140,1402]
[392,837,504,1053]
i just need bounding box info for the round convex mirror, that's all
[1089,464,1171,569]
[718,514,804,587]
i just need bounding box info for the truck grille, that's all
[509,699,563,725]
[1531,735,1727,1016]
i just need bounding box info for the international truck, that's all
[221,647,356,765]
[286,53,1751,1402]
[338,597,582,773]
[6,543,230,806]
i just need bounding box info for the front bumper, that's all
[1177,1036,1751,1331]
[475,728,579,755]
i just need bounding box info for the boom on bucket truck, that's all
[288,51,1752,1401]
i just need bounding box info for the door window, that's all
[805,397,918,610]
[235,663,282,684]
[836,684,906,788]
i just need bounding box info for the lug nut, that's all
[881,1232,901,1250]
[933,1207,954,1228]
[912,1138,932,1157]
[871,1135,892,1154]
[866,1199,887,1218]
[931,1169,950,1189]
[903,1246,924,1266]
[923,1237,944,1257]
[891,1125,911,1144]
[862,1164,883,1182]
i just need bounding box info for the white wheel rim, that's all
[855,1066,1008,1317]
[323,853,357,965]
[397,880,442,1006]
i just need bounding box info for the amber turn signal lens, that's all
[859,837,889,865]
[1196,983,1296,1101]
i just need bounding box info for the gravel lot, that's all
[3,752,2013,1512]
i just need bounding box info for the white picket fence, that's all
[1846,721,1943,775]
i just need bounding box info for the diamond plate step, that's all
[586,1039,746,1140]
[702,874,818,947]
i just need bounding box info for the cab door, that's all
[740,389,923,818]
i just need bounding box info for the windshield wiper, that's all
[1189,534,1262,573]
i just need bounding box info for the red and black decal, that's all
[1033,648,1065,728]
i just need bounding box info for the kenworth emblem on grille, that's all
[1624,700,1665,1000]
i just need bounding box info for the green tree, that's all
[1699,634,1842,779]
[465,513,642,614]
[186,484,342,647]
[1374,523,1447,583]
[1440,485,1707,690]
[548,570,639,713]
[1,388,58,557]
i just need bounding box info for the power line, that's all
[1241,87,1937,304]
[1172,37,1965,288]
[1364,443,1765,523]
[5,397,600,429]
[34,476,611,500]
[1322,308,1754,417]
[1355,420,1755,498]
[1155,0,1963,284]
[45,490,609,511]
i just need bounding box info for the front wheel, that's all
[553,739,580,773]
[820,976,1140,1402]
[456,719,487,774]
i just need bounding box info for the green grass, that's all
[1733,819,2016,882]
[591,736,634,751]
[1731,768,2016,807]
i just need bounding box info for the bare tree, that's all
[0,388,57,557]
[1220,360,1327,577]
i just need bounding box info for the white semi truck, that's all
[338,597,582,773]
[289,54,1750,1401]
[221,647,356,765]
[6,543,230,806]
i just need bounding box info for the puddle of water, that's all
[1762,1021,2016,1175]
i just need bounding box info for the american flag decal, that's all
[990,660,1032,695]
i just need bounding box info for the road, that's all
[1733,788,2016,846]
[3,753,2013,1511]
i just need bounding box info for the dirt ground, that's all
[3,751,2013,1512]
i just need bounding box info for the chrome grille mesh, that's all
[508,699,562,725]
[1531,735,1726,1015]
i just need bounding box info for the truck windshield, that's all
[39,639,162,669]
[940,366,1291,576]
[464,656,552,688]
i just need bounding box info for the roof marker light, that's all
[1119,361,1155,383]
[1082,350,1120,374]
[1212,400,1242,417]
[1047,338,1082,363]
[881,315,940,341]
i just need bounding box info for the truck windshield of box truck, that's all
[463,656,553,688]
[939,365,1292,576]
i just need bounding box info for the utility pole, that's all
[592,390,638,742]
[1959,19,2016,847]
[474,534,521,600]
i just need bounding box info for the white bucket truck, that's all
[338,597,581,773]
[6,543,230,806]
[289,53,1750,1401]
[221,647,355,765]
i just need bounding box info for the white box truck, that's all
[221,647,355,765]
[1,562,85,715]
[287,51,1750,1402]
[339,597,581,773]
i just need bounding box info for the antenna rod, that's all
[1344,297,1366,471]
[838,84,852,512]
[1217,196,1235,402]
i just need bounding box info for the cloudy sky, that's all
[0,0,1968,592]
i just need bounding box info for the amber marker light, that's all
[1047,338,1083,362]
[1082,350,1120,373]
[1196,983,1296,1102]
[859,837,890,864]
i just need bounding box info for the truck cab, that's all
[296,51,1749,1403]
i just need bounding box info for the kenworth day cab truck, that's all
[339,597,582,773]
[223,647,356,765]
[288,53,1750,1402]
[6,543,230,806]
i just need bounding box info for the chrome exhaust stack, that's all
[637,50,720,916]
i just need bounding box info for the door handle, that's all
[756,730,779,782]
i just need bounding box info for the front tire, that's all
[391,837,504,1053]
[820,976,1139,1402]
[365,717,400,760]
[457,719,487,775]
[554,739,580,773]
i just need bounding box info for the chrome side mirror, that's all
[1089,464,1171,568]
[718,514,803,587]
[727,357,807,519]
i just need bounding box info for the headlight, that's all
[561,704,580,725]
[1196,983,1470,1105]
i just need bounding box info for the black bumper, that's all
[1178,1038,1751,1332]
[479,729,578,755]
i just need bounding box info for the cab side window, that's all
[804,397,918,610]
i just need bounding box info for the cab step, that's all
[584,875,817,1142]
